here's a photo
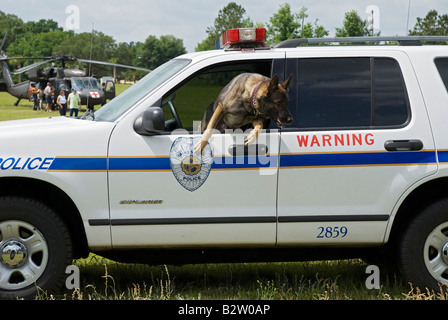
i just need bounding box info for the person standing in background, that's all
[56,90,67,116]
[29,83,38,110]
[37,85,44,110]
[43,82,54,112]
[67,88,81,117]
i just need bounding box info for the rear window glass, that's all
[435,58,448,92]
[287,57,410,130]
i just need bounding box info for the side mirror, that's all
[134,106,165,135]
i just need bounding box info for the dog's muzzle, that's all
[275,115,293,128]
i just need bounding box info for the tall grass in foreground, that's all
[32,254,448,300]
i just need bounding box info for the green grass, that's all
[0,93,53,121]
[43,254,445,300]
[0,83,132,121]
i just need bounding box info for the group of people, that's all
[54,86,81,117]
[29,82,81,117]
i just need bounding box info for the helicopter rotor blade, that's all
[76,58,151,72]
[10,58,59,75]
[0,34,6,52]
[0,51,150,75]
[0,56,51,62]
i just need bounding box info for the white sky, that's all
[1,0,447,52]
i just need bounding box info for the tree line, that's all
[0,3,446,80]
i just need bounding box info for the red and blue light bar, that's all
[216,28,269,51]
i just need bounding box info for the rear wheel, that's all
[0,197,72,299]
[399,198,448,292]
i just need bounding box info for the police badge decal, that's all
[170,137,213,192]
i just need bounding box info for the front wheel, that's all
[399,199,448,292]
[0,197,72,299]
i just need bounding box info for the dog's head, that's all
[261,74,293,128]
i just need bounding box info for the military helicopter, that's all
[0,35,150,109]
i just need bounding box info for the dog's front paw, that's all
[245,130,258,146]
[194,139,207,155]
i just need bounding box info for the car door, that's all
[104,79,115,101]
[107,53,285,248]
[277,51,437,245]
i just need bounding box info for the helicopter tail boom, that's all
[0,59,16,91]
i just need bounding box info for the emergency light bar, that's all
[216,28,269,51]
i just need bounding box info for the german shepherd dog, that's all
[194,73,293,153]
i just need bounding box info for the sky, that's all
[1,0,448,53]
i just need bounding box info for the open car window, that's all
[161,60,273,132]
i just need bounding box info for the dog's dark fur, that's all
[195,73,293,153]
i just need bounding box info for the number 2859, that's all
[317,226,348,239]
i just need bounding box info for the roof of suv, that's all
[180,36,448,61]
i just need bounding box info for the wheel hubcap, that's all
[0,240,28,268]
[0,220,49,291]
[442,242,448,265]
[424,222,448,284]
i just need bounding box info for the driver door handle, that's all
[384,139,423,152]
[229,144,268,156]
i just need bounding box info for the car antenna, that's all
[82,23,95,120]
[88,23,94,78]
[406,0,411,36]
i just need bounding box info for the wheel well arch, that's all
[388,177,448,245]
[0,177,89,259]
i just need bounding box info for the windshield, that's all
[56,80,70,92]
[94,59,191,122]
[71,77,101,90]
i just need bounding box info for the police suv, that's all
[2,28,448,298]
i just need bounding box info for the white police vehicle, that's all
[2,28,448,298]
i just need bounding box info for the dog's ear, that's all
[281,74,292,91]
[268,74,279,92]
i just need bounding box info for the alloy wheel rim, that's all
[424,221,448,284]
[0,220,49,291]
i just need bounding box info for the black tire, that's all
[0,197,72,299]
[399,198,448,292]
